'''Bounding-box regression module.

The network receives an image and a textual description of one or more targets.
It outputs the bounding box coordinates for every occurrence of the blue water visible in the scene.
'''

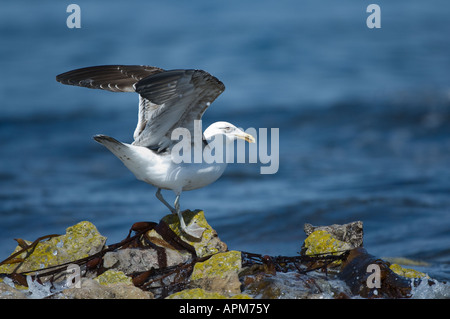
[1,1,450,282]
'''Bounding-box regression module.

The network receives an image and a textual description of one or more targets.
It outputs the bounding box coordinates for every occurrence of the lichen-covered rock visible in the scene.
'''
[304,222,363,249]
[166,288,251,299]
[147,210,227,258]
[389,264,428,279]
[338,248,413,298]
[0,221,106,274]
[94,270,132,286]
[301,229,353,262]
[190,250,242,295]
[301,221,364,260]
[191,250,242,280]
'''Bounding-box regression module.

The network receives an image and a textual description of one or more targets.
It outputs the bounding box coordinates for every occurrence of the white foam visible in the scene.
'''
[26,276,54,299]
[410,278,450,299]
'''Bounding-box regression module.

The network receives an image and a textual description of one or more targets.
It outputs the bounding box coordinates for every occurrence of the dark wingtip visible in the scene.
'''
[93,134,104,143]
[93,134,120,144]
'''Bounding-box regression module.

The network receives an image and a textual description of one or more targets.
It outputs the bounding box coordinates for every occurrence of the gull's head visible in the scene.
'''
[204,121,255,144]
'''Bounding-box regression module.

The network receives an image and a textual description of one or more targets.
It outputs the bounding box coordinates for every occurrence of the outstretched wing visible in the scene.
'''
[133,69,225,151]
[56,65,164,92]
[56,65,225,152]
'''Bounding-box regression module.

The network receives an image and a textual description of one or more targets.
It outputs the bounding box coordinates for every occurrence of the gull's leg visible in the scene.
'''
[155,188,176,215]
[174,193,205,239]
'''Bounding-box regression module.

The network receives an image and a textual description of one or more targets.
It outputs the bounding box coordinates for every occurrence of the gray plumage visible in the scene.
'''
[56,65,225,151]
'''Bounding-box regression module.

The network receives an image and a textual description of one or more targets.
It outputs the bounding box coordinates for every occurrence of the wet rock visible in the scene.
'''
[241,267,353,299]
[241,274,283,299]
[190,250,242,295]
[0,221,106,275]
[300,230,353,269]
[338,247,414,298]
[383,257,430,279]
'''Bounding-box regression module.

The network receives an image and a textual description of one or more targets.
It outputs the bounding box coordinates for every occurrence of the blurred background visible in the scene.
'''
[1,0,449,281]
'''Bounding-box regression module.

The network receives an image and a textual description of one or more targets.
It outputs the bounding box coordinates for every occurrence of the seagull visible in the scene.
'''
[56,65,255,238]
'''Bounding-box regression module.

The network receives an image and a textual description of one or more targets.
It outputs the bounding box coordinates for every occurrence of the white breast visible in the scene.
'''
[120,143,228,193]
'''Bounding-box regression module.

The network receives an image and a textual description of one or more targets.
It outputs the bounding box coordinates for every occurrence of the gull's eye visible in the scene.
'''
[223,126,232,132]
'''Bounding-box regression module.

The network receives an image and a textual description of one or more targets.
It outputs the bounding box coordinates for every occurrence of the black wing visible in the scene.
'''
[56,65,164,92]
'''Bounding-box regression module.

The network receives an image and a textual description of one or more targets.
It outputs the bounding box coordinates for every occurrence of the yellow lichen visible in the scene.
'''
[166,288,252,299]
[94,270,132,286]
[389,263,429,279]
[303,230,352,256]
[191,250,241,281]
[147,210,227,258]
[0,221,106,274]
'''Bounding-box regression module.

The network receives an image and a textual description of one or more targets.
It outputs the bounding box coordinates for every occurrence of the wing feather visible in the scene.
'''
[133,69,225,150]
[56,65,225,152]
[56,65,164,92]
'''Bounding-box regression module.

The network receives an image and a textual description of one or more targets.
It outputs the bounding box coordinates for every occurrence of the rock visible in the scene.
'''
[1,214,447,299]
[303,221,363,250]
[100,210,229,295]
[241,274,283,299]
[0,281,28,299]
[94,269,132,285]
[166,287,251,299]
[103,246,192,273]
[389,263,428,279]
[301,229,353,260]
[0,221,106,275]
[240,265,353,299]
[300,222,363,269]
[190,250,242,296]
[56,277,153,299]
[301,223,433,298]
[147,210,227,258]
[338,247,414,298]
[52,269,153,299]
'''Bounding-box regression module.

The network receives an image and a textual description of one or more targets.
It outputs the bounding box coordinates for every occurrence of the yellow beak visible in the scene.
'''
[235,132,256,143]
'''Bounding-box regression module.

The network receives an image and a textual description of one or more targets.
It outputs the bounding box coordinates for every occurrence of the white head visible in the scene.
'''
[204,121,255,144]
